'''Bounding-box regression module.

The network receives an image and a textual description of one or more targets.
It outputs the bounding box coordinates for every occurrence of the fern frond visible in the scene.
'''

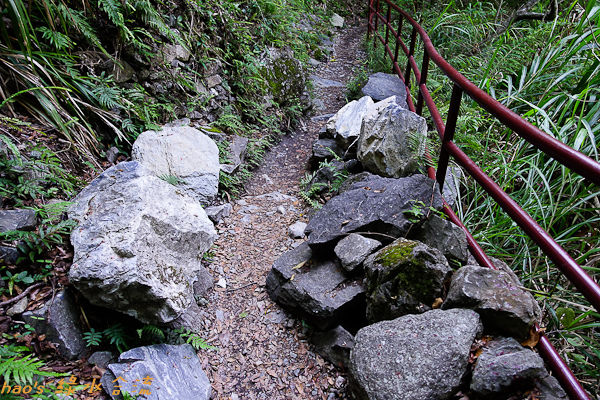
[0,354,65,386]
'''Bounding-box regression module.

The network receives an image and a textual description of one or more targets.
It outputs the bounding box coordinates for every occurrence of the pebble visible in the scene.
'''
[276,205,286,214]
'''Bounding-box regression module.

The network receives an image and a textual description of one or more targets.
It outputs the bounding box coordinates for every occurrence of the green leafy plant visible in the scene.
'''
[175,328,218,351]
[0,345,66,386]
[83,328,103,347]
[102,323,130,353]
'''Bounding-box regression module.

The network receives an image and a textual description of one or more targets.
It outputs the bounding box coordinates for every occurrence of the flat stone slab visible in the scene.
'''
[102,344,211,400]
[311,75,345,88]
[349,309,482,400]
[361,72,408,107]
[266,242,365,330]
[305,174,443,251]
[0,209,37,232]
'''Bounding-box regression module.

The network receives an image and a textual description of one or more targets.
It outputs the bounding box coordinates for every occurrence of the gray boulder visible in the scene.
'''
[69,162,217,324]
[470,337,546,396]
[131,126,220,205]
[88,351,117,369]
[331,13,344,27]
[442,166,462,208]
[101,344,211,400]
[411,214,468,267]
[334,233,381,272]
[349,309,482,400]
[535,374,568,400]
[22,290,85,360]
[326,96,374,151]
[363,238,452,322]
[357,95,427,178]
[305,174,443,251]
[310,325,354,368]
[220,134,248,174]
[266,242,365,330]
[0,245,20,264]
[0,209,37,232]
[361,72,409,106]
[442,265,542,339]
[159,44,191,64]
[312,138,343,166]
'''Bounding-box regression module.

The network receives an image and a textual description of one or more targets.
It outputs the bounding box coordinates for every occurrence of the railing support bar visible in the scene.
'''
[416,50,430,115]
[392,15,403,74]
[436,83,462,191]
[405,26,417,88]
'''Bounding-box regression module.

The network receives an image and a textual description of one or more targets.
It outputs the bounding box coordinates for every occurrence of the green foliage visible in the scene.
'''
[158,175,187,186]
[83,328,103,347]
[175,328,218,351]
[299,155,349,210]
[102,323,130,353]
[0,345,65,386]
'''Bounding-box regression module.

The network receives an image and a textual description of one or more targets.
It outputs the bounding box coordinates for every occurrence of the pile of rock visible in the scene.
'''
[268,74,565,399]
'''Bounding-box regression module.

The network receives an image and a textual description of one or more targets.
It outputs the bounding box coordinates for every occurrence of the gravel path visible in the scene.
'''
[201,19,367,400]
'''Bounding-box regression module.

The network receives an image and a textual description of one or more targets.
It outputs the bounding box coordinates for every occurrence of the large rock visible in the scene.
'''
[411,214,468,267]
[470,337,546,396]
[361,72,409,107]
[326,96,374,150]
[363,238,452,322]
[334,233,381,272]
[22,290,85,360]
[357,95,427,178]
[69,162,217,324]
[101,344,211,400]
[131,126,220,205]
[305,174,443,251]
[0,209,37,232]
[349,309,482,400]
[442,265,542,339]
[266,242,365,330]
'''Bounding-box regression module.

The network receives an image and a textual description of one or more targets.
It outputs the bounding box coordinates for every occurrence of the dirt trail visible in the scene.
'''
[201,19,367,400]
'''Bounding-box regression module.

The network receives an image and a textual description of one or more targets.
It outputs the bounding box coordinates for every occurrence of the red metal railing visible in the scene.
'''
[367,1,600,399]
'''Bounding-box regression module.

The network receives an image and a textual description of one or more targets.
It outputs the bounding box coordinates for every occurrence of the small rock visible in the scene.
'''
[310,326,354,368]
[410,214,468,267]
[0,245,20,265]
[288,221,307,239]
[105,147,119,164]
[0,209,37,233]
[361,72,409,106]
[277,205,286,215]
[205,203,233,224]
[206,74,223,89]
[331,13,344,27]
[88,351,117,369]
[6,296,28,316]
[334,233,381,272]
[217,277,227,288]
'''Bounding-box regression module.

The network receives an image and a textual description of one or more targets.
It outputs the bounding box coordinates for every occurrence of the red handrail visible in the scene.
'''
[367,1,600,399]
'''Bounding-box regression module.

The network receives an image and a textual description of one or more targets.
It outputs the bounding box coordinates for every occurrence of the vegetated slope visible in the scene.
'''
[361,0,600,394]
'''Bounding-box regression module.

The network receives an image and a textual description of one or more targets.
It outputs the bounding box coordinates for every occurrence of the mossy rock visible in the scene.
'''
[363,238,452,323]
[259,47,306,106]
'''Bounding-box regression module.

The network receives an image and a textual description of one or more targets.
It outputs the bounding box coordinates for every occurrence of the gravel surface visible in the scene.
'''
[201,19,367,400]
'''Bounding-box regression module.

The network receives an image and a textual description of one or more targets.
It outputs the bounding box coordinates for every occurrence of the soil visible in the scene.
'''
[200,19,367,399]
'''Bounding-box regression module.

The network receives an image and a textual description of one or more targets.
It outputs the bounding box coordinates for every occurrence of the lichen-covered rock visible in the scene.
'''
[102,344,211,400]
[266,242,365,330]
[261,47,306,106]
[442,265,542,339]
[357,95,427,178]
[470,337,546,396]
[305,174,443,251]
[361,72,408,106]
[69,162,217,324]
[363,238,452,322]
[326,96,374,151]
[131,126,220,205]
[334,233,381,272]
[349,309,482,400]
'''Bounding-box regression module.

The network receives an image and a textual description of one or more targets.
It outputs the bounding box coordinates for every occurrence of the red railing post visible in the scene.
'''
[405,26,417,88]
[384,3,392,47]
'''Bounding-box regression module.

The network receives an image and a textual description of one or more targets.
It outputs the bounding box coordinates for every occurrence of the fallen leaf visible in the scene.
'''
[521,325,544,349]
[292,261,307,270]
[341,220,350,226]
[431,297,443,309]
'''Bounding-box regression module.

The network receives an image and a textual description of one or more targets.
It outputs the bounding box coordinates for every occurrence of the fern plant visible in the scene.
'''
[0,345,65,386]
[175,328,218,351]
